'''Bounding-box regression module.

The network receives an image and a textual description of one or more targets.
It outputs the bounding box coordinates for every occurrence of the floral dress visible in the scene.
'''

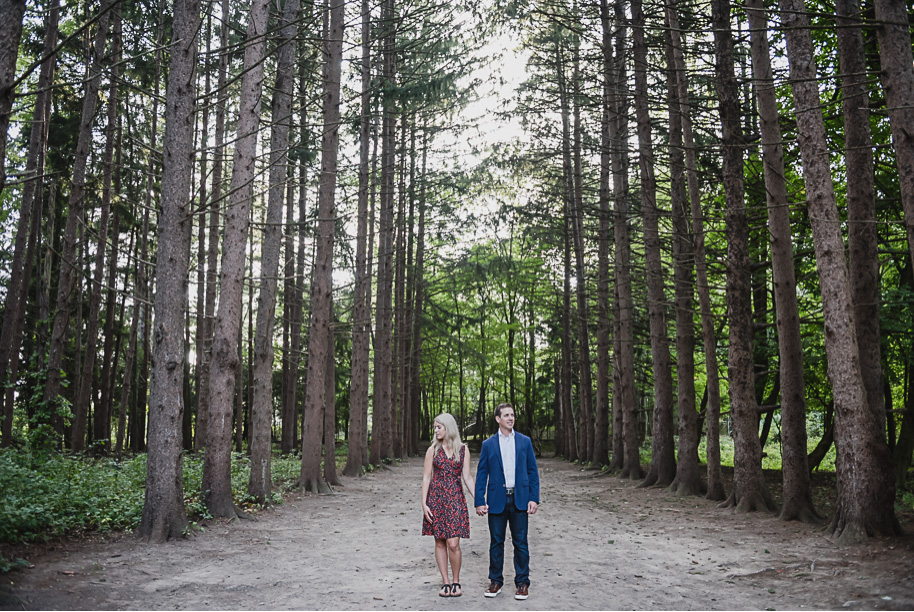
[422,445,470,539]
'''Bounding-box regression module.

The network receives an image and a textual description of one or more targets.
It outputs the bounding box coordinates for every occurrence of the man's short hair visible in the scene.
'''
[495,402,513,418]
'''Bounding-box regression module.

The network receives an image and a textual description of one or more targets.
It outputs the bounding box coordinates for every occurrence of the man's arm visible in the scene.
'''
[527,438,540,514]
[475,441,489,515]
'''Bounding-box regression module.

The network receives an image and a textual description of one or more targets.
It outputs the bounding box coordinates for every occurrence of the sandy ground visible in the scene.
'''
[2,457,914,611]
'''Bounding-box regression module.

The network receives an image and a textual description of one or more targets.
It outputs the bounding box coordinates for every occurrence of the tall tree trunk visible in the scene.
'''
[392,116,407,459]
[593,0,615,469]
[280,167,297,454]
[41,0,112,448]
[561,189,578,463]
[0,0,59,447]
[714,0,774,513]
[609,1,636,477]
[193,15,213,452]
[839,0,884,434]
[324,311,342,486]
[96,114,123,450]
[300,0,344,492]
[408,126,427,458]
[780,0,899,542]
[632,0,675,487]
[745,0,817,521]
[138,0,199,542]
[72,8,121,451]
[0,0,26,195]
[343,0,372,476]
[894,354,914,490]
[115,223,143,459]
[370,0,397,466]
[248,0,301,504]
[568,32,595,464]
[197,0,229,453]
[402,118,418,456]
[664,0,702,497]
[203,0,271,518]
[678,12,725,504]
[873,0,914,271]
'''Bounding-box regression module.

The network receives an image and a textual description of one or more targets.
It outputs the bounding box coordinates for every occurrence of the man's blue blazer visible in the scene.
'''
[474,431,540,514]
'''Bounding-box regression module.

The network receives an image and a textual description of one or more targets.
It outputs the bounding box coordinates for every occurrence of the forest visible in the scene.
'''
[1,0,914,572]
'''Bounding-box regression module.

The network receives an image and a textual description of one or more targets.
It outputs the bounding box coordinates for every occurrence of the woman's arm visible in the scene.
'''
[461,445,475,503]
[421,446,435,521]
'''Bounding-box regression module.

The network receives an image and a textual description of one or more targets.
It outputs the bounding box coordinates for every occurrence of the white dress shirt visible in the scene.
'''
[498,429,516,488]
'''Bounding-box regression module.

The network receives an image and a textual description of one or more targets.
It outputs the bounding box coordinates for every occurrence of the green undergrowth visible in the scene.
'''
[0,448,303,550]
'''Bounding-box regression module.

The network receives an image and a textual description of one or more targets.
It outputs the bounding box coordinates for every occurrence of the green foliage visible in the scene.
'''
[898,491,914,515]
[0,450,147,545]
[0,450,305,549]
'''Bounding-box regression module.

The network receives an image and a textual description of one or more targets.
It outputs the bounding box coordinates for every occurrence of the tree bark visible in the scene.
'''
[343,0,372,476]
[203,0,271,518]
[839,0,885,436]
[300,0,344,492]
[0,0,59,448]
[41,0,112,448]
[672,7,725,501]
[569,34,595,465]
[664,0,702,497]
[72,8,121,451]
[593,0,616,469]
[408,127,427,458]
[196,0,229,454]
[780,0,899,542]
[0,0,26,195]
[96,113,123,449]
[632,0,675,488]
[714,0,774,513]
[745,0,816,521]
[370,0,397,467]
[324,315,342,487]
[138,0,199,542]
[608,1,635,476]
[248,0,301,504]
[561,174,577,463]
[873,0,914,272]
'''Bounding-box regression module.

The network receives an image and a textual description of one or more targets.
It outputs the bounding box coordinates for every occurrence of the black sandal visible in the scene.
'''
[439,584,452,597]
[451,583,462,597]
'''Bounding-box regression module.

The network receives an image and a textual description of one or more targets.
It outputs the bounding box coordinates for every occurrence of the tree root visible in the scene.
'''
[232,505,252,520]
[638,470,674,489]
[829,509,904,545]
[619,464,645,480]
[341,465,365,478]
[705,481,727,502]
[779,495,822,524]
[717,490,777,513]
[668,475,706,497]
[138,510,187,543]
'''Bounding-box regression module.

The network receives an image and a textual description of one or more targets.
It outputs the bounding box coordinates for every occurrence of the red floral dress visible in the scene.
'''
[422,445,470,539]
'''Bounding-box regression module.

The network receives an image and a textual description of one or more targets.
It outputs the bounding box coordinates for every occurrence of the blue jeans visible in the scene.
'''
[487,493,529,586]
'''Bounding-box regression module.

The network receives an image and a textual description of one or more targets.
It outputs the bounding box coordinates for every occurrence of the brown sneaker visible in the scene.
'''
[515,583,529,600]
[484,582,502,598]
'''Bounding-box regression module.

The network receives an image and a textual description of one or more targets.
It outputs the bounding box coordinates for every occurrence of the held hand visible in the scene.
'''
[527,501,538,515]
[475,505,488,516]
[423,504,434,522]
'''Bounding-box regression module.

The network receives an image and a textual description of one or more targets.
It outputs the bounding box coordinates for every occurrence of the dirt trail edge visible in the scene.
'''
[3,457,913,610]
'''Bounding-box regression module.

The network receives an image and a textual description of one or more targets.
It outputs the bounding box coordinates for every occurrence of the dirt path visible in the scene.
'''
[3,457,913,610]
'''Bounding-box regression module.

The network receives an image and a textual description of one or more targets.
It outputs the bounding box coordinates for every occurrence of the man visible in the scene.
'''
[474,403,540,600]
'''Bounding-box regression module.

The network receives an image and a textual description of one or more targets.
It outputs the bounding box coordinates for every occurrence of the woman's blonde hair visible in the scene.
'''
[431,412,463,457]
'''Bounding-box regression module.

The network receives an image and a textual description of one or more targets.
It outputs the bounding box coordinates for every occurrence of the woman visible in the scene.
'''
[421,412,474,597]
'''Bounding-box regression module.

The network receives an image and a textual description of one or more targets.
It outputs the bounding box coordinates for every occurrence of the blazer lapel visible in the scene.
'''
[492,435,505,477]
[514,433,523,479]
